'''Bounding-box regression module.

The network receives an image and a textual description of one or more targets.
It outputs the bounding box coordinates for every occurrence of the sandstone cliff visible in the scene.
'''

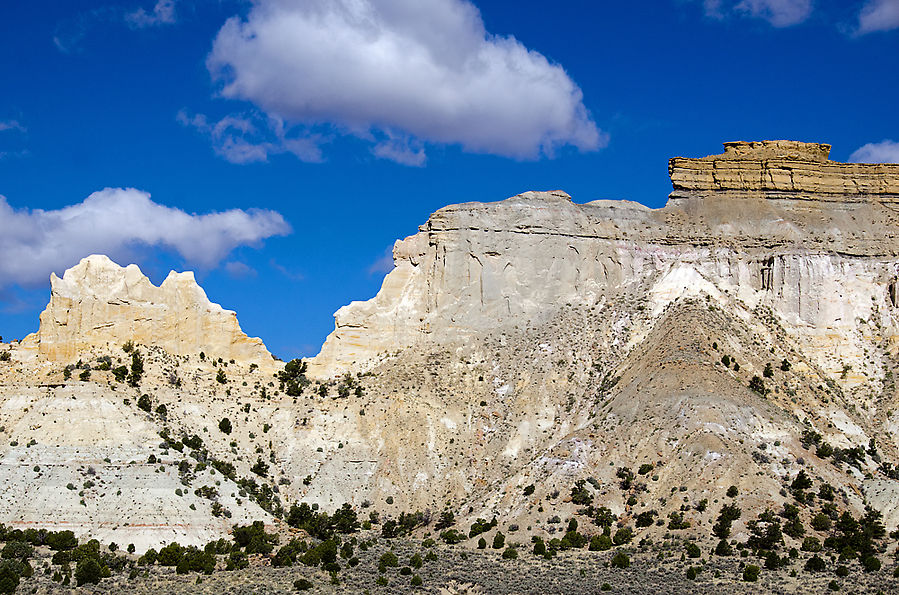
[23,255,273,365]
[309,142,899,386]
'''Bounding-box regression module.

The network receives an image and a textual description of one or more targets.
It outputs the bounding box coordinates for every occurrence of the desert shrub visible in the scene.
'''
[176,547,215,575]
[379,551,399,568]
[0,542,32,559]
[748,376,766,394]
[74,557,105,586]
[726,486,739,498]
[0,563,17,594]
[571,480,594,506]
[294,578,313,590]
[802,537,822,552]
[411,574,423,586]
[156,543,184,566]
[743,564,760,582]
[137,394,152,412]
[713,503,741,540]
[439,530,463,544]
[714,539,733,556]
[685,542,701,558]
[502,547,518,560]
[862,556,881,572]
[612,527,633,545]
[805,555,826,572]
[225,550,248,571]
[610,551,629,569]
[218,417,232,434]
[232,521,278,554]
[686,566,700,580]
[636,510,657,528]
[586,533,607,553]
[811,513,831,532]
[278,359,309,396]
[468,517,497,538]
[477,537,486,549]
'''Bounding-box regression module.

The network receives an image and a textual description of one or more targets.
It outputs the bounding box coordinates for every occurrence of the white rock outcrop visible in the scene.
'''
[23,255,273,364]
[309,143,899,382]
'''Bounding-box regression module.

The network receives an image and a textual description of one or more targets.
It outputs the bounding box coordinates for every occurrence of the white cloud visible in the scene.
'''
[224,261,257,279]
[0,188,290,288]
[698,0,812,26]
[735,0,812,26]
[177,110,324,164]
[849,140,899,163]
[205,0,604,164]
[367,247,395,275]
[857,0,899,33]
[126,0,177,28]
[0,121,25,133]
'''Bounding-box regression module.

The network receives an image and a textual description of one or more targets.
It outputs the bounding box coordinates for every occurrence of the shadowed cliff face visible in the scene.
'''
[309,143,899,381]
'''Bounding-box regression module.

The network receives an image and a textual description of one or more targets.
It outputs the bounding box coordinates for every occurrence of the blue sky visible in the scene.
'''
[0,0,897,358]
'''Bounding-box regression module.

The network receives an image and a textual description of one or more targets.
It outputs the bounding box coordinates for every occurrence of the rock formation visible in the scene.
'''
[23,255,273,365]
[309,141,899,382]
[669,140,899,198]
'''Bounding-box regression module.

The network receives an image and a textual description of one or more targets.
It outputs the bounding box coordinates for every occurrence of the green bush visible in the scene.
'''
[801,537,822,552]
[0,542,32,559]
[861,556,881,572]
[590,535,613,551]
[805,555,826,572]
[502,547,518,560]
[293,578,313,590]
[46,531,78,551]
[0,564,18,595]
[218,418,232,434]
[742,564,760,582]
[492,532,505,549]
[610,551,629,569]
[685,542,701,558]
[137,394,152,412]
[74,557,104,586]
[157,543,184,566]
[686,566,700,580]
[411,574,423,586]
[379,551,399,568]
[612,527,633,545]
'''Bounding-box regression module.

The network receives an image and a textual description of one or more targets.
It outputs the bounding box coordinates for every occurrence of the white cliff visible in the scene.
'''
[23,255,273,365]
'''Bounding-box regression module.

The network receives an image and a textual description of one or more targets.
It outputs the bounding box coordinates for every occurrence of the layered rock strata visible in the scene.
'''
[309,142,899,383]
[23,255,273,364]
[669,140,899,199]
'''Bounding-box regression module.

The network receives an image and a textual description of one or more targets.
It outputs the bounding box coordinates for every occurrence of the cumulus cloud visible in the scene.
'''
[126,0,177,28]
[857,0,899,33]
[698,0,812,26]
[205,0,604,164]
[0,188,290,288]
[849,140,899,164]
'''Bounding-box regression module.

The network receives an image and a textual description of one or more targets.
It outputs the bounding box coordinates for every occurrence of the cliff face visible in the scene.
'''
[24,255,273,365]
[309,142,899,383]
[669,140,899,198]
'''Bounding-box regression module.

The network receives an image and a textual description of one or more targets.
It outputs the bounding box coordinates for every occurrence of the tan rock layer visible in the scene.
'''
[669,140,899,198]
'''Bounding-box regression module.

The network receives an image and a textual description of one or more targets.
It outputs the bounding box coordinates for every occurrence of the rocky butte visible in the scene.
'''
[309,140,899,385]
[21,254,274,367]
